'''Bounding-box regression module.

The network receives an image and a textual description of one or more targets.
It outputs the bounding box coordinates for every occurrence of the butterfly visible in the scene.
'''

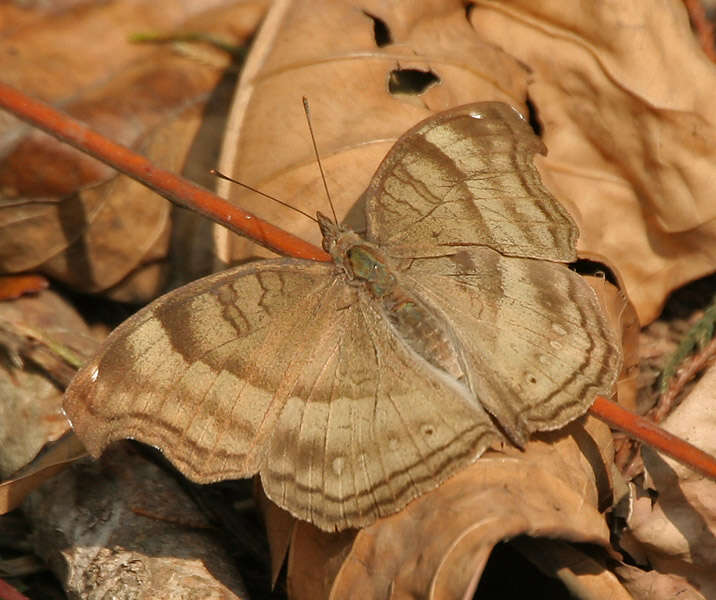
[64,102,621,531]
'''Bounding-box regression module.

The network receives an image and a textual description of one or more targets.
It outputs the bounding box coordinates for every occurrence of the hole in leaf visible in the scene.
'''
[363,12,392,47]
[571,259,619,287]
[388,68,440,96]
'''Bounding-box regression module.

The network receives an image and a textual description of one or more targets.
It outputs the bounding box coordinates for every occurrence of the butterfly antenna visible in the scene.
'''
[302,96,339,225]
[210,169,318,224]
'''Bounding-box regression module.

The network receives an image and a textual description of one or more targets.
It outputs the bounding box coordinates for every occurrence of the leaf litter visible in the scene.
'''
[1,0,716,598]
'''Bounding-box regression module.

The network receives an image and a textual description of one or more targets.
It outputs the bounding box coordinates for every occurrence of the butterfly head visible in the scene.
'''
[317,211,361,255]
[317,211,342,250]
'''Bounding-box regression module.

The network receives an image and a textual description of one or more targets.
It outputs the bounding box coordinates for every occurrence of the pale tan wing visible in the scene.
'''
[64,259,500,531]
[363,102,578,262]
[64,259,343,482]
[400,249,621,447]
[260,284,502,532]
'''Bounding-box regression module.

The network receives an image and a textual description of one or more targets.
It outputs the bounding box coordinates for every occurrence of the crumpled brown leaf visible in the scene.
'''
[614,561,706,600]
[0,432,88,516]
[0,0,266,301]
[626,364,716,598]
[0,289,95,478]
[469,0,716,325]
[215,0,530,262]
[588,274,640,413]
[0,288,96,515]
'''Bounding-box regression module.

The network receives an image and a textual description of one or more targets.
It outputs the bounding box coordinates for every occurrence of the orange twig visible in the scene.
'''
[590,395,716,479]
[0,81,329,263]
[2,81,715,481]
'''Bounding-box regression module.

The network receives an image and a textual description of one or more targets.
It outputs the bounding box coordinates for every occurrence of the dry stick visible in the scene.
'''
[0,81,329,263]
[593,396,716,479]
[1,81,715,480]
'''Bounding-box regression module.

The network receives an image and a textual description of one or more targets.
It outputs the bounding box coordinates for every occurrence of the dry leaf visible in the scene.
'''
[0,365,68,481]
[0,274,48,301]
[614,562,706,600]
[256,481,299,588]
[283,416,616,599]
[626,364,716,598]
[0,0,242,128]
[0,433,87,515]
[586,274,640,413]
[0,288,97,514]
[0,0,266,300]
[0,289,95,478]
[470,0,716,324]
[215,0,530,262]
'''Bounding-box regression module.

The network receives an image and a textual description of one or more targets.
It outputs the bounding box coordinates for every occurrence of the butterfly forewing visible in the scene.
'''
[364,102,578,262]
[64,259,337,481]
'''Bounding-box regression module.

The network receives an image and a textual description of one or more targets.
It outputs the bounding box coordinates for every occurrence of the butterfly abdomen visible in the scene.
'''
[381,290,464,382]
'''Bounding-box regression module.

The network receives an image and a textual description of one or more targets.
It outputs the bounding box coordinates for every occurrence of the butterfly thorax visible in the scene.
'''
[318,212,464,382]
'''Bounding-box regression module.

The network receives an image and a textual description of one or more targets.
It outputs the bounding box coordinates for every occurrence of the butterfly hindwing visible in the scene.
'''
[261,278,501,530]
[400,249,620,446]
